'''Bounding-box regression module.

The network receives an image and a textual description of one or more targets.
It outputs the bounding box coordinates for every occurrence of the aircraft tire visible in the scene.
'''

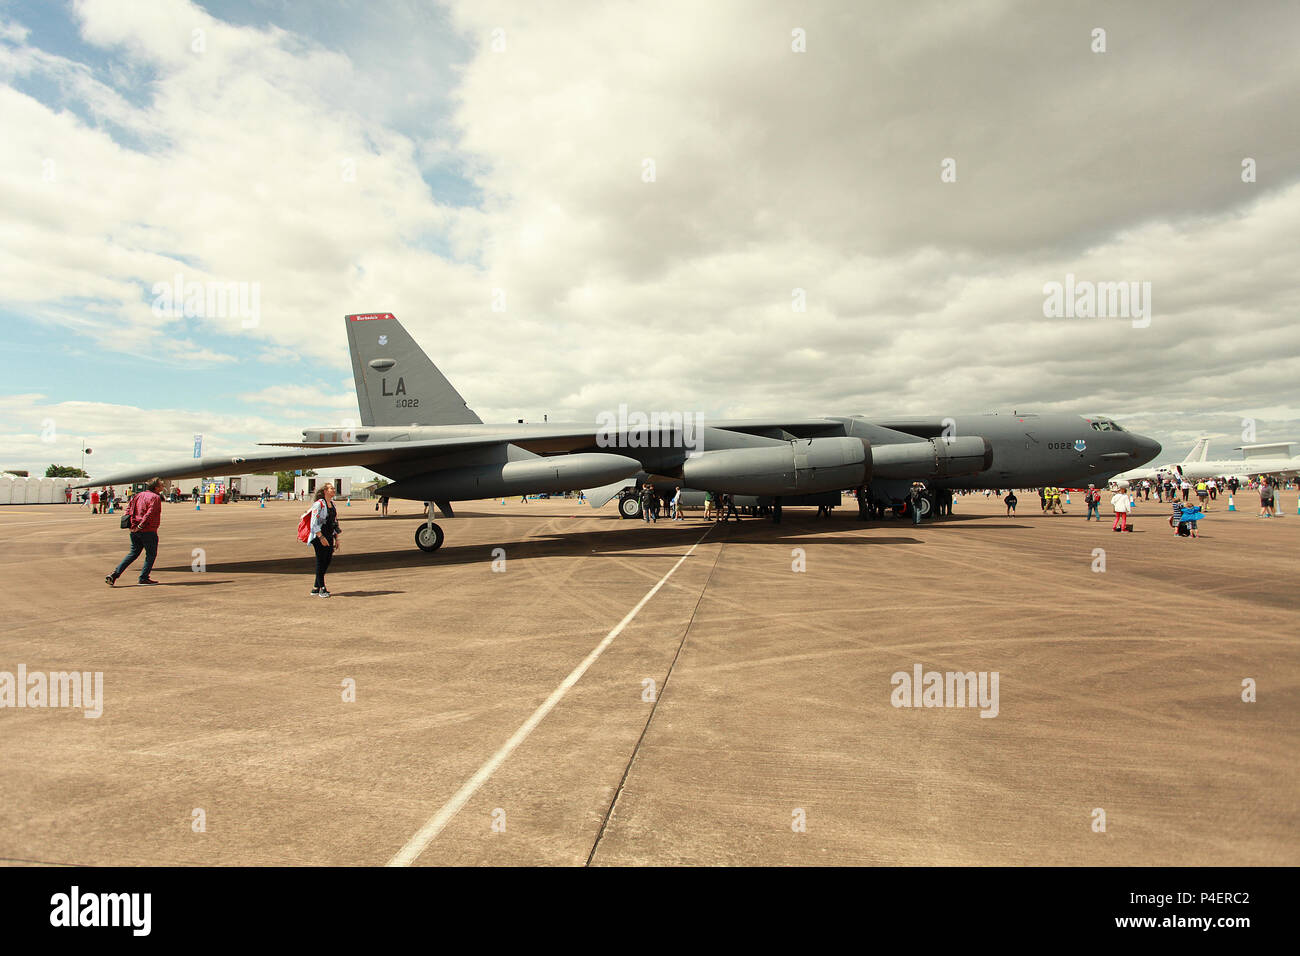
[415,522,445,552]
[618,495,641,519]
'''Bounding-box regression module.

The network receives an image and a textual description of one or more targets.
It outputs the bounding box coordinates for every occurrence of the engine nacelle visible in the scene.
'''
[681,437,870,495]
[870,436,993,479]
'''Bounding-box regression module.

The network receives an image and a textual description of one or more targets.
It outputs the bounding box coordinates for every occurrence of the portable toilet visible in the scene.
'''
[37,477,55,503]
[0,476,11,505]
[25,478,42,504]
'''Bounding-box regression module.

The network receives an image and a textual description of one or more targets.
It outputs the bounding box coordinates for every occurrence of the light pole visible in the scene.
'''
[81,439,93,474]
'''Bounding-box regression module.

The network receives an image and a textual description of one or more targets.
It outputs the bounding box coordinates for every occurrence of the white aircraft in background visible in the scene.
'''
[1176,441,1300,482]
[1113,436,1210,486]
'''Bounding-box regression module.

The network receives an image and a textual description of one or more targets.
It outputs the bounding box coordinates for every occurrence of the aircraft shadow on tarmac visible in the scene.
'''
[336,510,500,522]
[123,578,230,586]
[155,515,1030,576]
[321,589,406,597]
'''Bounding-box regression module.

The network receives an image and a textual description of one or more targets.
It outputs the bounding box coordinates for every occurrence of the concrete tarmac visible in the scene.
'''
[1,492,1296,866]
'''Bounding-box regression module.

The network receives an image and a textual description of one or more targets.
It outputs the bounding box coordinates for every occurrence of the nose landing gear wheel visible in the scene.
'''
[415,522,445,552]
[618,495,642,519]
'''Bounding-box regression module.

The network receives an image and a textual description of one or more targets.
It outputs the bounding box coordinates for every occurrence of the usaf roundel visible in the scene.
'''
[1074,439,1087,452]
[378,335,388,346]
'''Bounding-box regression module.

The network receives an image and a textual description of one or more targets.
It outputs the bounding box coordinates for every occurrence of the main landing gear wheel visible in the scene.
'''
[618,495,642,519]
[415,522,445,552]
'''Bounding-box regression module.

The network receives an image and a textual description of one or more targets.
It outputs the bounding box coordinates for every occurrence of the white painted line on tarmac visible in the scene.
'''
[387,525,714,866]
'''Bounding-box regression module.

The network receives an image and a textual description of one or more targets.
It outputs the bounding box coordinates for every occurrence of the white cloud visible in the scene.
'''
[157,337,239,364]
[238,383,356,414]
[0,392,288,474]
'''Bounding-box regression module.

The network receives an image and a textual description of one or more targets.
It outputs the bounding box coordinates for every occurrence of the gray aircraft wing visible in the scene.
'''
[706,416,988,441]
[702,418,847,439]
[71,436,515,488]
[871,418,957,438]
[71,421,754,489]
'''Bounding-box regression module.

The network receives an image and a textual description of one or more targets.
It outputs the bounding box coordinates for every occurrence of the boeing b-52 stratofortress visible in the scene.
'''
[82,313,1161,552]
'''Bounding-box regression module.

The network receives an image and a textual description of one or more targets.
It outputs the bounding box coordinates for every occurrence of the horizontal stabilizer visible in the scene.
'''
[1236,441,1295,460]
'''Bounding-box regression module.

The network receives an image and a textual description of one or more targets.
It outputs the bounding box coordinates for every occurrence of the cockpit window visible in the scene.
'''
[1089,418,1124,432]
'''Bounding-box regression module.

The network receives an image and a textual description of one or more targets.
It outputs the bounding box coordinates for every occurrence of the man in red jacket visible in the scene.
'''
[106,478,164,586]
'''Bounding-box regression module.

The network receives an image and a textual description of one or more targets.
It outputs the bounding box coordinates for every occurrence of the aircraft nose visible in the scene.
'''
[1134,435,1161,464]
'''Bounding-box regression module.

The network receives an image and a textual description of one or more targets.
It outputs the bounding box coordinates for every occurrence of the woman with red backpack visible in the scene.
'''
[304,483,341,597]
[1084,484,1101,520]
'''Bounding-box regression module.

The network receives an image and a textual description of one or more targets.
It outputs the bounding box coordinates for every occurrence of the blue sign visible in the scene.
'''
[295,469,302,476]
[193,434,202,458]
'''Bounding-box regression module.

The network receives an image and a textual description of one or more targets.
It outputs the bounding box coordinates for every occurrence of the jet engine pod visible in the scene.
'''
[871,436,993,479]
[386,452,641,501]
[681,437,870,495]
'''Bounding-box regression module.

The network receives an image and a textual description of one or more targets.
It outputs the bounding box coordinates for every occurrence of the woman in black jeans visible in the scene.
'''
[309,483,341,597]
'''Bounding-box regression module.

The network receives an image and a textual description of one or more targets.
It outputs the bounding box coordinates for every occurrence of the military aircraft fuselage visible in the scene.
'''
[301,411,1159,494]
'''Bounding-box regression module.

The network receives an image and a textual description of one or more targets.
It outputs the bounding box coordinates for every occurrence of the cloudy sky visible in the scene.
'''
[1,0,1298,478]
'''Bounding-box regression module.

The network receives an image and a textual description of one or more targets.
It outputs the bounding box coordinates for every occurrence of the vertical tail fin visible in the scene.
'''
[345,313,482,427]
[1182,436,1211,463]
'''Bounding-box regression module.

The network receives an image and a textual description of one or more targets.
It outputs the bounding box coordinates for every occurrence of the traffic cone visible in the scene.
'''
[195,502,201,510]
[1227,495,1235,511]
[346,499,351,507]
[1064,492,1071,504]
[259,499,265,508]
